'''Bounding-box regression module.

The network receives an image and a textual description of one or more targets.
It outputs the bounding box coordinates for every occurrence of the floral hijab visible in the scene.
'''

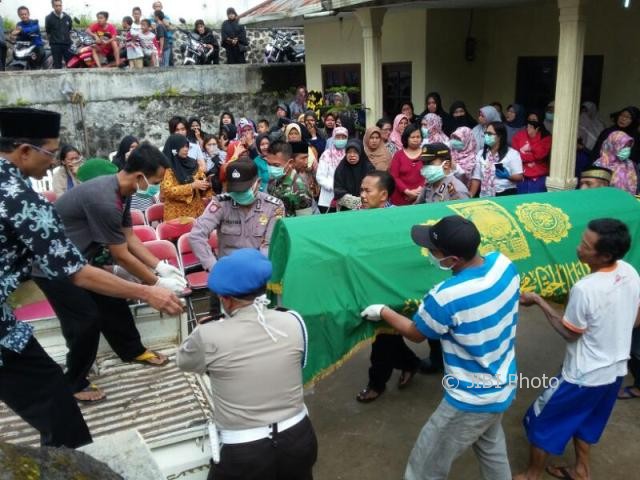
[422,113,449,145]
[389,113,408,150]
[320,126,349,168]
[450,126,477,178]
[595,130,636,194]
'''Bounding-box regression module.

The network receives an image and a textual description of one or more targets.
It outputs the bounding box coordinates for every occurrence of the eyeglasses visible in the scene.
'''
[18,143,59,158]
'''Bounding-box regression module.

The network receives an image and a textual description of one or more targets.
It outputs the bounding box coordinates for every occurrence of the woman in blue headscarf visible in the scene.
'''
[504,104,526,146]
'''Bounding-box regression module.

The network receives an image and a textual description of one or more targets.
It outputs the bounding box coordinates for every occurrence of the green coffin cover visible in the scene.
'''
[268,189,640,385]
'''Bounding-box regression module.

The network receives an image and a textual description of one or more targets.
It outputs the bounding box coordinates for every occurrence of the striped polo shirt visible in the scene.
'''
[413,252,520,413]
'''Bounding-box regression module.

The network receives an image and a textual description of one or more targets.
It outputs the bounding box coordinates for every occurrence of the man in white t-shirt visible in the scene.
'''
[514,218,640,480]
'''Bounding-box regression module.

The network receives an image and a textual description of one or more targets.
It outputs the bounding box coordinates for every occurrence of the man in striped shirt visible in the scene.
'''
[362,215,519,480]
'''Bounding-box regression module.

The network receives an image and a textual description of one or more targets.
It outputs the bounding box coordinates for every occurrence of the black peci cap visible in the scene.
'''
[411,215,481,259]
[0,108,61,139]
[226,158,258,192]
[289,141,309,155]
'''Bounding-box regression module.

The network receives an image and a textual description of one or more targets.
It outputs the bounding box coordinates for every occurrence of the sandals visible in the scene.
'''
[74,383,107,404]
[356,387,384,403]
[132,350,169,367]
[617,385,640,400]
[398,369,418,390]
[545,465,576,480]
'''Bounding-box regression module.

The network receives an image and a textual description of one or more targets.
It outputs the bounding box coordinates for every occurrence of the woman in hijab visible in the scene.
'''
[590,106,640,164]
[253,133,271,192]
[160,134,212,221]
[286,122,319,173]
[168,116,205,167]
[218,111,235,136]
[449,126,477,186]
[449,100,477,130]
[504,104,526,145]
[420,92,455,135]
[363,126,391,171]
[112,135,138,171]
[595,130,637,194]
[400,101,418,124]
[316,126,349,213]
[471,106,502,152]
[333,139,374,211]
[420,113,449,146]
[389,113,409,153]
[578,102,605,152]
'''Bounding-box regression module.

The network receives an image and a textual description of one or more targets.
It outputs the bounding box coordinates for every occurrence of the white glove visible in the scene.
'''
[156,276,187,294]
[360,304,386,322]
[155,262,184,280]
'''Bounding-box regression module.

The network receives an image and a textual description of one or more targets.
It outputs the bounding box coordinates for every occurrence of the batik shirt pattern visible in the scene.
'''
[0,157,86,365]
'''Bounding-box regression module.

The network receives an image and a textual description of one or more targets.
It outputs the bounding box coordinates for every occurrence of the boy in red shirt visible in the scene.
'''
[86,11,120,68]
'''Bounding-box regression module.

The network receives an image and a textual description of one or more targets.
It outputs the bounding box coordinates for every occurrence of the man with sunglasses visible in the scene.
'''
[0,107,183,448]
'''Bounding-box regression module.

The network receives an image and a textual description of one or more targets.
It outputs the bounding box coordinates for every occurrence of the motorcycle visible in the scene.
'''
[7,34,53,70]
[178,18,218,66]
[264,30,304,64]
[66,27,97,68]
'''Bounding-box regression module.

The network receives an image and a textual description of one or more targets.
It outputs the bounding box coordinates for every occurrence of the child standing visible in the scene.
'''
[139,19,158,67]
[122,16,143,69]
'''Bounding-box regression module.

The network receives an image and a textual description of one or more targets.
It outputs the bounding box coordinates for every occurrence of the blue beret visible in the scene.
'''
[208,249,273,296]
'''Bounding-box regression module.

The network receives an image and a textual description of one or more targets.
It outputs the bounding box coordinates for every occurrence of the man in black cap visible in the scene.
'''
[177,248,317,480]
[362,216,519,479]
[416,143,469,204]
[578,165,612,190]
[190,157,284,319]
[221,7,248,64]
[0,107,182,448]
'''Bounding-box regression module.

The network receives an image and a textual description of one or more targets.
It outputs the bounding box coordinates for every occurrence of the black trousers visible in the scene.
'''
[0,44,6,70]
[0,337,92,448]
[34,276,146,393]
[368,334,420,392]
[209,416,317,480]
[50,43,73,69]
[225,47,246,64]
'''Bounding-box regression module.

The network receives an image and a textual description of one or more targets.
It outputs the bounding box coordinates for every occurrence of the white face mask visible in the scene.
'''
[427,250,456,271]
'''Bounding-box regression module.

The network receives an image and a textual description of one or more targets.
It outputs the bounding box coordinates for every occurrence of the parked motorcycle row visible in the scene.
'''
[5,20,305,71]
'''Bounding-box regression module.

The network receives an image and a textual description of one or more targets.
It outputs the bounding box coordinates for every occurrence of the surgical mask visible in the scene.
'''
[268,165,285,180]
[334,139,348,149]
[421,127,429,138]
[427,250,455,271]
[136,174,159,197]
[229,188,256,205]
[421,164,446,184]
[545,112,554,122]
[618,147,632,161]
[450,139,465,151]
[484,134,497,147]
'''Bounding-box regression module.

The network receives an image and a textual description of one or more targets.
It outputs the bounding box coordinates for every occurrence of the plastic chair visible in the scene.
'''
[144,239,183,271]
[145,203,164,227]
[156,219,194,243]
[130,208,147,226]
[41,191,57,203]
[132,225,157,242]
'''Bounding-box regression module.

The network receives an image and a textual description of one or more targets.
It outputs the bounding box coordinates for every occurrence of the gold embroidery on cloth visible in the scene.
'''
[515,203,572,244]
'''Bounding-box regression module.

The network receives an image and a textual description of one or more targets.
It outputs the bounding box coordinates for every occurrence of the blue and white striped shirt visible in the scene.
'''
[413,252,520,413]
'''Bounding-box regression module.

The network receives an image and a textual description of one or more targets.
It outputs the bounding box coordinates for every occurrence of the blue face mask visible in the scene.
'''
[421,127,429,138]
[450,139,465,151]
[268,165,285,180]
[421,164,446,184]
[484,133,497,147]
[137,174,160,198]
[334,139,348,149]
[545,112,554,122]
[229,188,256,206]
[618,147,632,161]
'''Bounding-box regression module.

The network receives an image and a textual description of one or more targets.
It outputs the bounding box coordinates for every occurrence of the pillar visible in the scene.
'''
[354,8,386,127]
[546,0,586,191]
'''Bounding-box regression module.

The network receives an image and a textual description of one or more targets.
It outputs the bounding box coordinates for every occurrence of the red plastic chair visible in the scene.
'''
[130,208,147,226]
[132,225,157,242]
[145,203,164,227]
[156,219,194,242]
[144,239,183,270]
[41,191,57,203]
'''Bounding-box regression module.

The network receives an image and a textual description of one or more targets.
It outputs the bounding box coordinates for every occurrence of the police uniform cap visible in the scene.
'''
[0,107,61,139]
[226,158,258,192]
[76,158,118,182]
[208,249,273,297]
[421,143,451,163]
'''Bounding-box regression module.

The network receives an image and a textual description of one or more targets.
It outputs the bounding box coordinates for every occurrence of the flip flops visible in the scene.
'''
[545,466,576,480]
[398,369,418,390]
[617,385,640,400]
[132,350,170,367]
[356,387,384,403]
[74,383,107,404]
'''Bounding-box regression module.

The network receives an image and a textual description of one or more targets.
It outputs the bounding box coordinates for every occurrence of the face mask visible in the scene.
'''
[229,188,256,206]
[545,112,554,122]
[136,174,159,198]
[421,127,429,138]
[484,134,497,147]
[334,139,348,149]
[428,250,455,271]
[450,139,465,151]
[421,164,446,184]
[618,147,632,161]
[268,165,285,180]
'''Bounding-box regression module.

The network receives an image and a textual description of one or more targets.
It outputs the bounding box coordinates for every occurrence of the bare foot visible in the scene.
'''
[512,473,537,480]
[618,385,640,399]
[546,465,589,480]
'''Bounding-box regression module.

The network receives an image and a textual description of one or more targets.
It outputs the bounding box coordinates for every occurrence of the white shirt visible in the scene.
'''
[562,260,640,386]
[472,147,523,195]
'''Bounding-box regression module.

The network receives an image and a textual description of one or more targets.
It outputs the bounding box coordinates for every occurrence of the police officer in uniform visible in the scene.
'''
[0,107,182,448]
[416,143,470,204]
[190,157,284,317]
[177,249,318,480]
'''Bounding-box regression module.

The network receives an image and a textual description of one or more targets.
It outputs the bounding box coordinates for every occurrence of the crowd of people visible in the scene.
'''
[1,79,640,479]
[0,1,249,70]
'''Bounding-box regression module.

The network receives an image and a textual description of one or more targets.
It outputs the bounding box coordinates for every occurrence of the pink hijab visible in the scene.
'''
[320,126,349,168]
[422,113,449,144]
[389,113,409,150]
[595,130,637,194]
[450,126,477,178]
